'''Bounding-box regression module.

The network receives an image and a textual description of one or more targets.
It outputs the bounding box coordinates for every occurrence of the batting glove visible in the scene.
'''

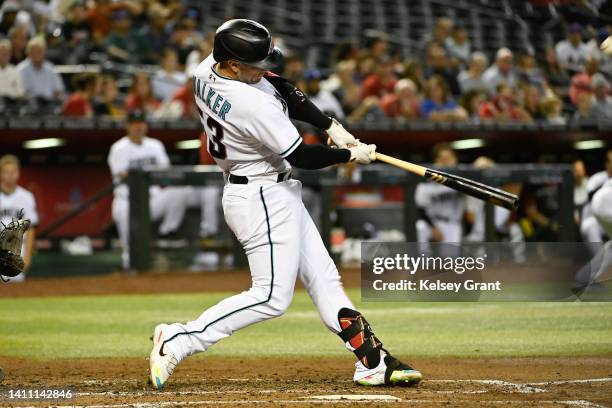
[326,119,358,148]
[349,143,377,164]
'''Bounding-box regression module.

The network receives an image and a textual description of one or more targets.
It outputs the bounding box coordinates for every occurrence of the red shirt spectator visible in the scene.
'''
[61,72,97,118]
[124,71,160,115]
[380,79,421,118]
[62,93,92,117]
[171,79,198,119]
[361,58,397,99]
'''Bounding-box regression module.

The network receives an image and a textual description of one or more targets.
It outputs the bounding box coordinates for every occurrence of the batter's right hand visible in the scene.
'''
[348,143,377,164]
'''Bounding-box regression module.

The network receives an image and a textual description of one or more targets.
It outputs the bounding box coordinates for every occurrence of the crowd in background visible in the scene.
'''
[0,0,611,123]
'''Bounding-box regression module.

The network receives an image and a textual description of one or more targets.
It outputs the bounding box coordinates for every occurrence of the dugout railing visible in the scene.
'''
[128,164,574,271]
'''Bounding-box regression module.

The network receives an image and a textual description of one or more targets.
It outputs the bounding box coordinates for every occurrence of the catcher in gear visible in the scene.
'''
[0,210,31,281]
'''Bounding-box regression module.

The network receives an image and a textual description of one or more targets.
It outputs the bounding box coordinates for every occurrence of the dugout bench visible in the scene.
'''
[128,164,574,271]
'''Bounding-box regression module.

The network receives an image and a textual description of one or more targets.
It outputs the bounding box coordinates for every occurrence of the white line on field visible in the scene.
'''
[529,377,612,386]
[428,379,545,393]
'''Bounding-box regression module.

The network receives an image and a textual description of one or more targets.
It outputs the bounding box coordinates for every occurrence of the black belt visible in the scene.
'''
[228,172,292,184]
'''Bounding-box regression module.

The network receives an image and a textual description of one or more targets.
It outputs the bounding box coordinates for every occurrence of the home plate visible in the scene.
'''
[309,395,401,401]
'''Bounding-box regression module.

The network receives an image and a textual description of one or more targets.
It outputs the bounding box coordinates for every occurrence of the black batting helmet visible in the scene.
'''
[213,19,283,70]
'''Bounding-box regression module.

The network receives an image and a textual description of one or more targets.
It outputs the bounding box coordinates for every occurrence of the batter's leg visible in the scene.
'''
[296,202,422,386]
[155,183,302,363]
[297,202,354,332]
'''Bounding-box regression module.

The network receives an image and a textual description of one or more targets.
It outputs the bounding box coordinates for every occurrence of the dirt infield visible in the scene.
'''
[0,268,362,298]
[1,356,611,407]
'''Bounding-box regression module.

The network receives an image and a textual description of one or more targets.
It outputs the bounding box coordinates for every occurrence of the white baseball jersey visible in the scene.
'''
[107,136,170,199]
[0,186,39,227]
[0,186,39,266]
[192,54,302,176]
[415,182,465,223]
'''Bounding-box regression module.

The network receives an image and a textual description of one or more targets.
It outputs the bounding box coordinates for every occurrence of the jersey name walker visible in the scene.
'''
[192,54,302,176]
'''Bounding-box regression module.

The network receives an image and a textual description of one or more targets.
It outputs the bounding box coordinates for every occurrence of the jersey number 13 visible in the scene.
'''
[205,117,227,159]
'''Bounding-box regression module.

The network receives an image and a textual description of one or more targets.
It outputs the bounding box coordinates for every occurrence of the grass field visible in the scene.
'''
[2,288,612,360]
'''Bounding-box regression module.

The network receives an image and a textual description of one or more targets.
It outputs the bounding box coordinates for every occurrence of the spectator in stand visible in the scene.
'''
[321,60,365,117]
[460,89,488,122]
[355,53,377,82]
[424,17,453,55]
[0,39,24,101]
[93,73,124,119]
[103,8,147,63]
[540,95,566,124]
[171,75,198,119]
[168,20,202,66]
[381,78,421,119]
[303,69,344,119]
[8,25,28,65]
[542,46,570,91]
[282,55,306,89]
[139,4,171,64]
[185,34,213,76]
[523,84,545,120]
[87,0,114,42]
[482,48,517,94]
[589,73,612,119]
[586,29,612,76]
[152,48,187,101]
[365,31,390,60]
[61,72,97,118]
[401,59,426,92]
[457,51,488,94]
[18,37,65,102]
[124,71,160,116]
[574,92,594,120]
[420,76,467,121]
[569,55,600,106]
[424,44,460,96]
[478,83,532,123]
[361,56,398,99]
[555,23,590,75]
[516,53,547,89]
[44,21,68,66]
[62,0,93,64]
[444,22,471,66]
[0,0,19,36]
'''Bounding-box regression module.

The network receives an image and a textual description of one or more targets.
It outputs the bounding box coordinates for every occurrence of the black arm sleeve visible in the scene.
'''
[265,74,333,130]
[286,142,351,170]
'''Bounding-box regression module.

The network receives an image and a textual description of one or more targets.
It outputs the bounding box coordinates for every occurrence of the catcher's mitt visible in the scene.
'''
[0,210,31,279]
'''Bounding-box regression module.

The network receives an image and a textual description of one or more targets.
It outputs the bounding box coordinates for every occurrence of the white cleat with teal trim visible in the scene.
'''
[149,324,179,390]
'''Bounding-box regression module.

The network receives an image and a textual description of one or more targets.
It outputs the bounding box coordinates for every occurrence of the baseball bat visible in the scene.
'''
[375,153,520,211]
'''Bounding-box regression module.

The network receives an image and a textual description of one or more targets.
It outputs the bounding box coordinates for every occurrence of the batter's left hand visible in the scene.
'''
[326,119,357,148]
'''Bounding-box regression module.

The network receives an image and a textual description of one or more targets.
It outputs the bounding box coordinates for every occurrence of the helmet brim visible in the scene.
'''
[244,47,284,70]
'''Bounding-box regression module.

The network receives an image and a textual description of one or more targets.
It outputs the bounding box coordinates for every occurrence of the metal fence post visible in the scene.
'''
[128,170,151,270]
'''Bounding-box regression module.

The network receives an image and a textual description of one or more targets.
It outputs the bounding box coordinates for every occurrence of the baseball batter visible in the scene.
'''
[150,19,422,389]
[0,155,38,283]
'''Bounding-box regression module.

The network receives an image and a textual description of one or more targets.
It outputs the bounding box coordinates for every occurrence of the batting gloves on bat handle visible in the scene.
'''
[326,118,357,148]
[349,142,377,164]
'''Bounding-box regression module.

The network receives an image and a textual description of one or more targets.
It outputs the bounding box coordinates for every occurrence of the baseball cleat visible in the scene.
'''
[354,353,422,387]
[149,324,178,390]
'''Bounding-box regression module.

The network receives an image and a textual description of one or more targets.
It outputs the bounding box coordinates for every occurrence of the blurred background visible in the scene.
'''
[1,0,611,278]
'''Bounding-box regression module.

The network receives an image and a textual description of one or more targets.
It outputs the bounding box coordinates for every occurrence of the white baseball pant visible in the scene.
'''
[161,179,354,361]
